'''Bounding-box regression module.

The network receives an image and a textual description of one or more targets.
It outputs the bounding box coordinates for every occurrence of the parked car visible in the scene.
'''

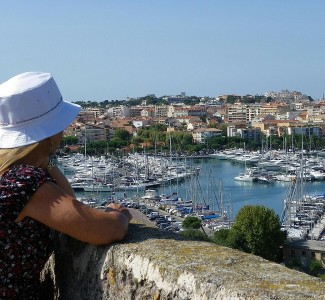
[144,208,154,215]
[172,221,183,230]
[155,218,168,225]
[148,211,159,220]
[163,226,177,231]
[159,222,171,229]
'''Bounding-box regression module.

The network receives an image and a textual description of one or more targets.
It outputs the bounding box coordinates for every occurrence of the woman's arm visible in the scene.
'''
[46,165,75,197]
[17,181,132,245]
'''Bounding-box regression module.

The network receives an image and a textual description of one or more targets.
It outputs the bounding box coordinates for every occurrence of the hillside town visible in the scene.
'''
[64,89,325,149]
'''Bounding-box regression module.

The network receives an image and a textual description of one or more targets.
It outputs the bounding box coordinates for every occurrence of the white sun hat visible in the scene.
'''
[0,72,81,148]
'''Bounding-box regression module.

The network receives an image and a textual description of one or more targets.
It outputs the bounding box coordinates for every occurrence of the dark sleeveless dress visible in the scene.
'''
[0,165,54,299]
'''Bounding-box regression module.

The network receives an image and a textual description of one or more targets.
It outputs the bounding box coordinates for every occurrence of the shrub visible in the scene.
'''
[180,229,211,242]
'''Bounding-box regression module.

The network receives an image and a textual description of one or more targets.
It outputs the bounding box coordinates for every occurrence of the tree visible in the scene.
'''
[113,128,131,141]
[212,228,230,246]
[181,217,210,241]
[309,260,323,276]
[171,132,193,152]
[61,136,78,146]
[218,124,228,136]
[86,140,109,155]
[226,95,236,104]
[229,205,287,262]
[108,137,127,149]
[182,216,202,229]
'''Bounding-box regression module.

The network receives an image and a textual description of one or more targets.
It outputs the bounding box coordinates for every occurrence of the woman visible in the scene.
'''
[0,72,132,299]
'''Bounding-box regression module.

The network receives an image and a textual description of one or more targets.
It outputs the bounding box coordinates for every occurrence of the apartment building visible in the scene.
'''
[77,110,98,124]
[227,126,262,142]
[75,123,108,145]
[246,104,260,122]
[253,119,300,137]
[287,126,323,138]
[107,105,130,118]
[187,106,207,117]
[155,105,169,118]
[141,107,155,118]
[129,106,145,117]
[172,106,190,117]
[162,94,188,103]
[192,128,222,144]
[226,104,248,123]
[259,103,281,116]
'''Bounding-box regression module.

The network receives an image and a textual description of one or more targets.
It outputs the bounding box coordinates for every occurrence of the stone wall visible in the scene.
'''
[41,222,325,300]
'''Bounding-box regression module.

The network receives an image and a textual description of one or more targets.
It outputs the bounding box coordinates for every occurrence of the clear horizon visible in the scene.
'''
[1,1,324,102]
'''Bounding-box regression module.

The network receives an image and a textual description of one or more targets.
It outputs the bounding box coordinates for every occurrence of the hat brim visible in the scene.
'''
[0,100,81,148]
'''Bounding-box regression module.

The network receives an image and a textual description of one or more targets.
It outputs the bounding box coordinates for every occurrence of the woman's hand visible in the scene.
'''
[106,203,132,222]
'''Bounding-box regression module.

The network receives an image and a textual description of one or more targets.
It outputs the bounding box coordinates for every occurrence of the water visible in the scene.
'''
[76,157,325,220]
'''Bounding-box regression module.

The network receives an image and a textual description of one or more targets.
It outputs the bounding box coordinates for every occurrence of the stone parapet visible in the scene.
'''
[41,223,325,299]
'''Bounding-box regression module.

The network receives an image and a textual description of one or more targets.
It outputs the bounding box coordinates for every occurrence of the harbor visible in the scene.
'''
[58,150,325,240]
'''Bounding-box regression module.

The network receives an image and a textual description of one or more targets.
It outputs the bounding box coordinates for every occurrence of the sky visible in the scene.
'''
[1,1,325,102]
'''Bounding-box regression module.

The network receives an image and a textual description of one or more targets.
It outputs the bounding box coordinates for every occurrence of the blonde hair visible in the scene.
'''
[0,143,40,174]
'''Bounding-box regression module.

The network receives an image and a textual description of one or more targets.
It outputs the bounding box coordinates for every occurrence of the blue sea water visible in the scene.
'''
[77,157,325,220]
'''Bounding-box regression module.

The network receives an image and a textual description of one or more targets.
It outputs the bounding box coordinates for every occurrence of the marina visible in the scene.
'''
[58,150,325,240]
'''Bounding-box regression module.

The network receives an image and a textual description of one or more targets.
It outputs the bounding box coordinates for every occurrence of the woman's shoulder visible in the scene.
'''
[2,165,53,190]
[5,164,47,176]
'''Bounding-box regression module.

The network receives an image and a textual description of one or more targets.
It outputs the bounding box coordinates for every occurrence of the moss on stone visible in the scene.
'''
[108,267,115,287]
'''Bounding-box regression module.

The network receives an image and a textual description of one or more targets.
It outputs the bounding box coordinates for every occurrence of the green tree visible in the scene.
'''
[171,132,193,152]
[61,136,78,146]
[113,128,131,141]
[180,216,210,241]
[131,136,144,145]
[230,205,287,261]
[86,140,108,155]
[309,260,323,276]
[226,95,236,104]
[108,137,127,149]
[150,124,167,132]
[182,216,202,229]
[218,124,228,136]
[212,228,230,246]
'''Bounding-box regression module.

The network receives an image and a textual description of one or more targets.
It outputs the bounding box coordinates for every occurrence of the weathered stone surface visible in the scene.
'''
[41,223,325,300]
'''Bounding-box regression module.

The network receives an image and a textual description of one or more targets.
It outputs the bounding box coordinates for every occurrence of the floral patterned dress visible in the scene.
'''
[0,165,54,299]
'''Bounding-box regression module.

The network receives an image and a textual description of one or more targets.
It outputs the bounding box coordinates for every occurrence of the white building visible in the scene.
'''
[107,105,130,117]
[192,128,223,144]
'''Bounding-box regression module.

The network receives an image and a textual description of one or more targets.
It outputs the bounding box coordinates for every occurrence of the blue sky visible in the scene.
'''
[1,1,324,101]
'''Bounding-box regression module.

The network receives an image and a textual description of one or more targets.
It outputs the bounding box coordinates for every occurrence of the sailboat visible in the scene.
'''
[234,143,257,182]
[280,135,321,239]
[275,138,296,182]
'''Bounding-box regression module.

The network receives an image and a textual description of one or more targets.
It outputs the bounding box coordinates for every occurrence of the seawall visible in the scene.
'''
[40,222,325,300]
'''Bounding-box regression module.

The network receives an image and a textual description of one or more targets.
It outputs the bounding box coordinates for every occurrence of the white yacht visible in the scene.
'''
[83,183,113,192]
[275,174,296,182]
[234,172,256,182]
[309,170,325,181]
